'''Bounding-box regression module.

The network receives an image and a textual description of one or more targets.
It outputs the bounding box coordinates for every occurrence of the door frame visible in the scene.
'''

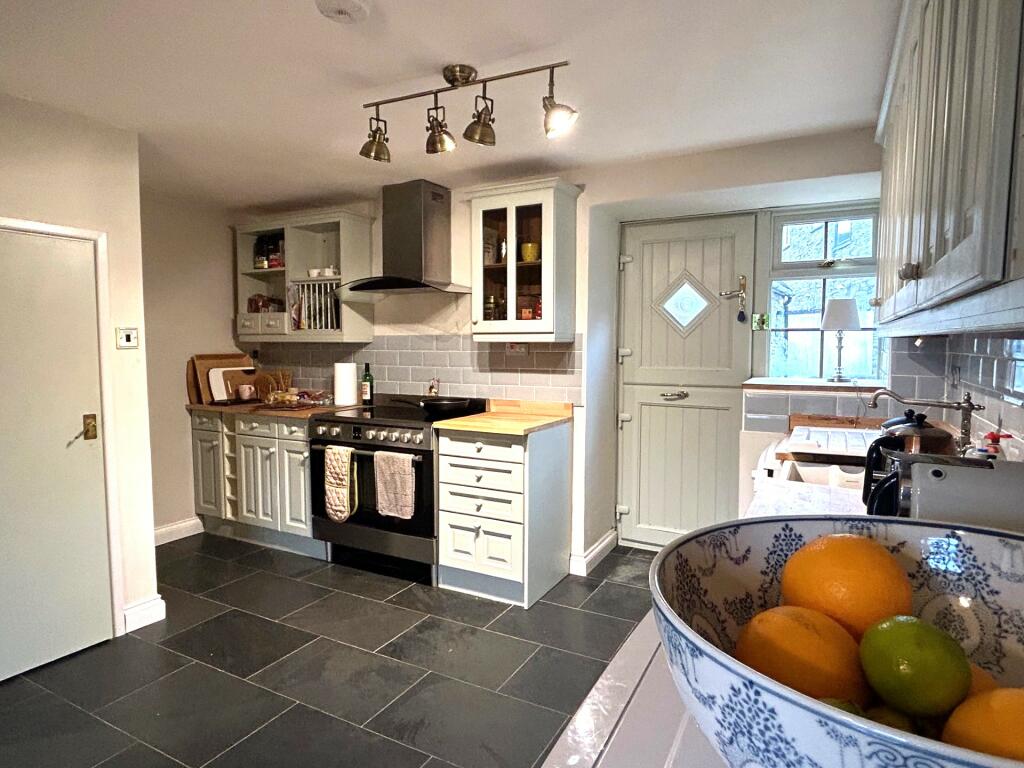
[0,215,125,635]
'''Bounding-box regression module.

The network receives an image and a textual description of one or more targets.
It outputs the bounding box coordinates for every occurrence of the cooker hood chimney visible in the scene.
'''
[345,179,469,294]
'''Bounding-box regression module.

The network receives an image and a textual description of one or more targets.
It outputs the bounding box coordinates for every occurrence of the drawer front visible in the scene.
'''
[236,416,278,437]
[236,313,260,335]
[439,510,523,582]
[440,455,523,493]
[191,411,223,432]
[259,312,289,335]
[278,419,309,441]
[439,483,524,523]
[439,433,525,464]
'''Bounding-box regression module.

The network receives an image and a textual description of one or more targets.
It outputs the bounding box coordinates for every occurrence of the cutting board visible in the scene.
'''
[222,369,258,400]
[210,367,255,402]
[189,353,253,404]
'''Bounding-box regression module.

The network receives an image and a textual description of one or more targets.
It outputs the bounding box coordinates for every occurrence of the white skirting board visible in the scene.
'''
[569,528,618,576]
[154,516,204,546]
[123,595,166,633]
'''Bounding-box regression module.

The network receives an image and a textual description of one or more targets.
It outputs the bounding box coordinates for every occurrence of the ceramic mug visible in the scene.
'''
[308,268,322,277]
[322,266,337,276]
[237,384,256,401]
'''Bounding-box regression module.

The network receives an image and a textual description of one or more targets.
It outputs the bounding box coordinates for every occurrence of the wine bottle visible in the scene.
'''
[360,363,374,405]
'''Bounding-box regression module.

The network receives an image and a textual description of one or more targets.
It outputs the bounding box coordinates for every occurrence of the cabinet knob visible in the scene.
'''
[475,502,483,511]
[869,297,883,307]
[474,442,484,452]
[302,451,310,459]
[475,473,484,482]
[898,262,922,281]
[268,447,276,454]
[472,320,479,325]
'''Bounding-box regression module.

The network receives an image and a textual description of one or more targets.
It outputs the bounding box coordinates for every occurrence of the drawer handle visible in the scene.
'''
[475,502,483,511]
[474,442,484,452]
[475,473,484,482]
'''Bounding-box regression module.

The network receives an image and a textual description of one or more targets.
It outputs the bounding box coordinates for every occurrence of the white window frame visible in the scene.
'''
[757,201,881,380]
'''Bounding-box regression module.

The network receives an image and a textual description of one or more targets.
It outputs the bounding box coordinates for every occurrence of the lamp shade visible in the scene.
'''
[821,298,861,331]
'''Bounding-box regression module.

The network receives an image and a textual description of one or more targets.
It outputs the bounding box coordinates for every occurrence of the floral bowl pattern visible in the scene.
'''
[650,515,1024,768]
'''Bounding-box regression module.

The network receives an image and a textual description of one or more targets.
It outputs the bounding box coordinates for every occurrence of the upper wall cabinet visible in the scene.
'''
[467,178,580,343]
[235,208,375,343]
[876,0,1022,324]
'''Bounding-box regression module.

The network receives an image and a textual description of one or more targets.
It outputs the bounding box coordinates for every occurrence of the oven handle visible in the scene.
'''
[310,445,424,462]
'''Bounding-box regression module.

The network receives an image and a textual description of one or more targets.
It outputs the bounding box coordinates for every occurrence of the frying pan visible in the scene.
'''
[394,396,472,418]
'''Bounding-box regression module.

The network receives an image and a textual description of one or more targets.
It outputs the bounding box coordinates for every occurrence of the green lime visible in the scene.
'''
[866,705,915,733]
[859,615,971,717]
[820,698,865,717]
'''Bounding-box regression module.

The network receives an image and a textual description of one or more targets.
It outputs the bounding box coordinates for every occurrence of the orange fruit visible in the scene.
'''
[781,534,912,639]
[968,663,999,696]
[942,688,1024,760]
[735,605,870,706]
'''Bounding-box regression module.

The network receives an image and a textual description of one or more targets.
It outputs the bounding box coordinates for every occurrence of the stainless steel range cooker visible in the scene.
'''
[309,394,486,584]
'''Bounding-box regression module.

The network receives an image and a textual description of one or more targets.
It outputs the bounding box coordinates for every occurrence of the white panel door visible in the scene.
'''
[0,229,112,679]
[618,215,754,547]
[278,439,311,536]
[192,430,223,517]
[238,435,279,530]
[620,215,754,387]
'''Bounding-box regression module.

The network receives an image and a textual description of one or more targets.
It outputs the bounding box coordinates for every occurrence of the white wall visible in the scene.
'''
[141,190,236,530]
[0,92,157,610]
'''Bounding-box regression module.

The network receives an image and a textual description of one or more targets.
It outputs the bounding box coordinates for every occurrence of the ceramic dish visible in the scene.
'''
[651,516,1024,768]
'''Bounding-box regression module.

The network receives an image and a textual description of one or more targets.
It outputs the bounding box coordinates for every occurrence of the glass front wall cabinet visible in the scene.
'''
[469,178,580,342]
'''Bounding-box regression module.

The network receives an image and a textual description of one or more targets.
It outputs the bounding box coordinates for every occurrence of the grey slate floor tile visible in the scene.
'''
[488,602,635,661]
[303,563,412,600]
[500,646,607,714]
[580,581,652,622]
[156,554,254,594]
[131,585,230,643]
[387,582,507,627]
[202,571,331,620]
[283,590,425,650]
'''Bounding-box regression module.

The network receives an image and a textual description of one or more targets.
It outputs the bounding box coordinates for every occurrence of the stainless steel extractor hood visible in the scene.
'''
[345,179,469,294]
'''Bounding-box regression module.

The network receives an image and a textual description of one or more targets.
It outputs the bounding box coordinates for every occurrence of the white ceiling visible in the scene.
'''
[0,0,899,210]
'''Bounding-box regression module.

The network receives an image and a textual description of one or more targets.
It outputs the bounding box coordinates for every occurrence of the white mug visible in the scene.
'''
[237,384,256,401]
[322,266,337,276]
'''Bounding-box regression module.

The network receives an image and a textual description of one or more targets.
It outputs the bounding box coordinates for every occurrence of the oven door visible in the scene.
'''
[310,441,437,564]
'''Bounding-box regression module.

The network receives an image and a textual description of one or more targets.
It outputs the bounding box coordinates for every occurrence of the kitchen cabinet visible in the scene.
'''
[278,439,312,536]
[237,435,279,530]
[436,422,571,608]
[191,428,224,518]
[234,208,375,344]
[876,0,1021,326]
[467,178,580,342]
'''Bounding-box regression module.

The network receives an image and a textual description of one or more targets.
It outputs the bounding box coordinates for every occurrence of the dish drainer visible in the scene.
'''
[291,277,342,331]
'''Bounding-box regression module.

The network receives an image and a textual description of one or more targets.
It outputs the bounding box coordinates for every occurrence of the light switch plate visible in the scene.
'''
[505,342,530,357]
[116,327,139,349]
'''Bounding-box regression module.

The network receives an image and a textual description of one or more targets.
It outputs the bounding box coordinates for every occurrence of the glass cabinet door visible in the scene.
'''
[514,203,544,322]
[480,207,508,322]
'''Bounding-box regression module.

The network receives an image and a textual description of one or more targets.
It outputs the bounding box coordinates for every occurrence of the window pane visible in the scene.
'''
[822,330,879,379]
[768,330,821,378]
[769,278,823,330]
[826,218,873,261]
[780,222,826,262]
[825,275,877,329]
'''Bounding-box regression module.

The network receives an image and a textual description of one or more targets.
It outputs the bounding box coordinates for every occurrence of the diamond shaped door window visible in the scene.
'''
[654,272,718,337]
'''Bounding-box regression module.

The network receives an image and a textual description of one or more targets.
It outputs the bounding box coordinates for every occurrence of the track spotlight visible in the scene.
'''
[542,67,578,138]
[358,106,390,162]
[463,84,496,146]
[425,95,456,155]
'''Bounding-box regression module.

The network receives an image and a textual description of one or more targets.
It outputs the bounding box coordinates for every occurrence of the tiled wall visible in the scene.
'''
[946,332,1024,461]
[254,334,583,404]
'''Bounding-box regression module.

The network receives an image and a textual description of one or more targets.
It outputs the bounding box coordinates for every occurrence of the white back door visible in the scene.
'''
[0,228,112,679]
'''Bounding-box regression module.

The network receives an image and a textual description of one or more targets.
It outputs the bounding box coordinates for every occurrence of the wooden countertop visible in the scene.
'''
[434,411,572,436]
[186,403,337,419]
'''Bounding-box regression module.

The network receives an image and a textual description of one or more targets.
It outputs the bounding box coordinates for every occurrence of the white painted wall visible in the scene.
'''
[0,92,157,608]
[141,190,236,530]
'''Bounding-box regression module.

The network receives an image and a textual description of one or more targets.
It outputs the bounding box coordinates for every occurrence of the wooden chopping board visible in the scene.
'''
[190,353,253,404]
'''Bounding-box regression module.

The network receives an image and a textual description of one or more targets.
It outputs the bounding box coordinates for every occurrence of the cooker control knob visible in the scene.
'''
[412,434,424,445]
[388,431,399,441]
[329,427,341,437]
[316,426,328,436]
[400,432,411,443]
[365,430,376,440]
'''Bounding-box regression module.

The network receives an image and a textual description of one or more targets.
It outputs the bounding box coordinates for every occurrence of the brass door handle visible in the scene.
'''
[660,390,689,400]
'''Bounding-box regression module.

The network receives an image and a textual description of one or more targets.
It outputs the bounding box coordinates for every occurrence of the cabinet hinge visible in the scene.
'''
[617,413,632,429]
[617,347,633,364]
[615,504,631,520]
[618,254,633,271]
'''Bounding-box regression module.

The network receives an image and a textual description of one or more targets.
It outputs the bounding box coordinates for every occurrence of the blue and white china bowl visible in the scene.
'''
[650,516,1024,768]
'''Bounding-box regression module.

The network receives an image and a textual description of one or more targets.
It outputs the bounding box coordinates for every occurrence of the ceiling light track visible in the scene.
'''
[359,60,576,162]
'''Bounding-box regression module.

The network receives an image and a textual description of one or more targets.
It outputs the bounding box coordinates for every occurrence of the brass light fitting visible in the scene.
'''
[359,60,576,161]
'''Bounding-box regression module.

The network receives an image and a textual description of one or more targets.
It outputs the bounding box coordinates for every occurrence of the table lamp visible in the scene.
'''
[821,297,861,382]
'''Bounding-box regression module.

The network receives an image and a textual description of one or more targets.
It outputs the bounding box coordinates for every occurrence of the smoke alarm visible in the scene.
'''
[316,0,370,24]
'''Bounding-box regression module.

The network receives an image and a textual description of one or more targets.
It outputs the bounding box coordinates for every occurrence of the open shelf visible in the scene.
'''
[483,260,543,269]
[242,267,286,278]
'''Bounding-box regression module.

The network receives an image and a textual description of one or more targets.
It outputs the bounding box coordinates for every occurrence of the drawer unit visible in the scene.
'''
[236,313,260,335]
[439,434,524,464]
[236,416,278,438]
[439,455,524,494]
[191,411,223,432]
[260,312,288,335]
[278,419,308,441]
[440,510,523,582]
[439,483,524,524]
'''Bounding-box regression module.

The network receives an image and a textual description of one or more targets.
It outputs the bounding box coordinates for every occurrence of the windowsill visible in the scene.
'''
[743,377,886,393]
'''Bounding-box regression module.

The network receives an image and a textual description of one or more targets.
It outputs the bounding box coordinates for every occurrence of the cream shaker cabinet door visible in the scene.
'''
[192,429,224,517]
[238,435,279,530]
[278,439,312,537]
